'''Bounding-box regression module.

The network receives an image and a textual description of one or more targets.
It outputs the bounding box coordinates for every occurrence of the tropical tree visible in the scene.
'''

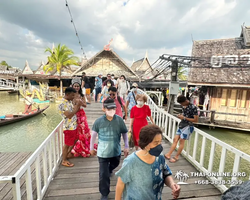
[178,65,188,80]
[43,44,79,96]
[0,61,12,69]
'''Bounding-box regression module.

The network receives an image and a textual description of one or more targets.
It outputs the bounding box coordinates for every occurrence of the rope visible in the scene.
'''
[65,0,87,60]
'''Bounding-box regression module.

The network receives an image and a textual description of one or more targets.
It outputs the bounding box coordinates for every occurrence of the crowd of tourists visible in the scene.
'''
[58,72,199,200]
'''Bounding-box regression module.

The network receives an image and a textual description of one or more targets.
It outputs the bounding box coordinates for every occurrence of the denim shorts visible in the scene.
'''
[176,126,194,140]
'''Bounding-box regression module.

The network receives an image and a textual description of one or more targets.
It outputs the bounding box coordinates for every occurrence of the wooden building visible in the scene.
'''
[131,51,155,81]
[188,26,250,127]
[72,49,139,80]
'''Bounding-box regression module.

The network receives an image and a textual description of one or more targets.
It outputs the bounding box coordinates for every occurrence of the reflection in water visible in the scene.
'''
[0,91,62,152]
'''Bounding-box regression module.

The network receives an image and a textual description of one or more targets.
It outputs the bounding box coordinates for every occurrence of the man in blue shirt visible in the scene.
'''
[126,82,142,116]
[90,97,129,200]
[95,73,103,102]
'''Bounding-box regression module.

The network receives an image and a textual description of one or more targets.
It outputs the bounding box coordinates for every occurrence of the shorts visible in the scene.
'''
[63,130,78,146]
[85,88,91,95]
[176,126,194,140]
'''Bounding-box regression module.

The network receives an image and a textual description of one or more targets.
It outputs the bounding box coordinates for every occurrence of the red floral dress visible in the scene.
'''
[71,108,97,157]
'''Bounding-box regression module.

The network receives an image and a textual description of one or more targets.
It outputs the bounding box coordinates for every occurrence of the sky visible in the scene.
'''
[0,0,250,70]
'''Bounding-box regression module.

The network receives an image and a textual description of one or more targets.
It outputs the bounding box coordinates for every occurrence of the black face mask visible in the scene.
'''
[149,144,163,157]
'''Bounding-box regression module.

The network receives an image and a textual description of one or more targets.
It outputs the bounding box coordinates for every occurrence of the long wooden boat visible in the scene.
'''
[0,105,49,126]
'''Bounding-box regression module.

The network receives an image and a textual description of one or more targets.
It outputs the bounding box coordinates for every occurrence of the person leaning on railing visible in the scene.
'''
[115,124,181,200]
[164,95,198,163]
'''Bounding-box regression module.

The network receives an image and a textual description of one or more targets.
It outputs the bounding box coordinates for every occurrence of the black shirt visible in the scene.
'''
[82,76,90,88]
[179,103,198,128]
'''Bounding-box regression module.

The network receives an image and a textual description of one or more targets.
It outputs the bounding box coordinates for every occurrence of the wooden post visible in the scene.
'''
[210,110,216,124]
[16,76,19,91]
[22,76,25,88]
[169,60,178,115]
[60,80,63,97]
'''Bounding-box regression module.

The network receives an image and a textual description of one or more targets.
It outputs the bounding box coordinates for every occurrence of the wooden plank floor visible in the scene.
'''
[43,143,222,200]
[0,152,32,200]
[43,102,222,200]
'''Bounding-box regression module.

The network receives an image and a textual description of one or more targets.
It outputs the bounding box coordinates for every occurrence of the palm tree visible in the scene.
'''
[178,65,188,80]
[43,44,79,96]
[183,172,189,182]
[175,170,183,181]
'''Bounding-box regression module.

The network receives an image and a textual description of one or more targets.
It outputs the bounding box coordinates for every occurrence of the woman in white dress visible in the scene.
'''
[117,75,130,102]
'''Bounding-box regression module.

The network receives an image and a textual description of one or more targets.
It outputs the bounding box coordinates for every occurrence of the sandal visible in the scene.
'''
[62,161,74,167]
[164,155,171,160]
[169,157,179,163]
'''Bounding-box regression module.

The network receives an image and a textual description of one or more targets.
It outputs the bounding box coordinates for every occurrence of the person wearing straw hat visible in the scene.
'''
[24,91,34,114]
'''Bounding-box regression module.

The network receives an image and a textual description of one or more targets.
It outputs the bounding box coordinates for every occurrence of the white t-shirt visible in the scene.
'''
[111,78,117,86]
[117,79,130,95]
[25,96,33,106]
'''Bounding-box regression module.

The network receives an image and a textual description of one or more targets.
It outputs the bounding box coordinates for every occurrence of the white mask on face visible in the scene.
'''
[106,109,116,117]
[137,101,144,106]
[132,88,137,92]
[111,76,114,79]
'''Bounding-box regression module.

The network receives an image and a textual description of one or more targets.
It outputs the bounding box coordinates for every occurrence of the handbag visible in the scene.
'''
[128,131,134,148]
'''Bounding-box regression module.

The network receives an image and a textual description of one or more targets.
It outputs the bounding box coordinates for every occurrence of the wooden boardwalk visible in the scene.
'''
[43,102,222,200]
[0,152,32,200]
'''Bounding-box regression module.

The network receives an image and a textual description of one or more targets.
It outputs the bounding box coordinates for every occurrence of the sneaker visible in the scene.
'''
[100,195,108,200]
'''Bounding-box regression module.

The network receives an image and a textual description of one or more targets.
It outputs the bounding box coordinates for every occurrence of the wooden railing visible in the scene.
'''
[0,120,64,200]
[141,89,250,193]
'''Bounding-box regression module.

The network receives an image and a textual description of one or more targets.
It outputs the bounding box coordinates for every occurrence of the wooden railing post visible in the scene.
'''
[210,110,216,124]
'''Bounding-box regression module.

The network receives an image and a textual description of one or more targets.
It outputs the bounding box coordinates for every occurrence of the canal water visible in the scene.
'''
[0,91,249,155]
[0,91,61,152]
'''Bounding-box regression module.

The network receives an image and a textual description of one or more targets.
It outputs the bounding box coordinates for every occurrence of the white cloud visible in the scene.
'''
[0,0,249,71]
[113,34,130,51]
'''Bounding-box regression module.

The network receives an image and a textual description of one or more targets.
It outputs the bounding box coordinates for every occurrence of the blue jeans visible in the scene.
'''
[95,87,102,101]
[98,155,121,196]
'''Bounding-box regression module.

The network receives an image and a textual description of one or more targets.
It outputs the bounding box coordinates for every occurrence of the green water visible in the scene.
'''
[184,127,250,185]
[199,127,250,155]
[0,91,62,152]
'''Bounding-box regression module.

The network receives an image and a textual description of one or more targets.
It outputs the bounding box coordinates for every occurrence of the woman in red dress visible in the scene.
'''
[71,81,97,157]
[129,94,155,150]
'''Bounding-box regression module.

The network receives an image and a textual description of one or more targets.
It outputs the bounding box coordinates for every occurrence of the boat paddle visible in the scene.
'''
[21,93,46,116]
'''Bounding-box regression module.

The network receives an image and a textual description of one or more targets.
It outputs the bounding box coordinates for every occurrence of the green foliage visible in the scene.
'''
[0,60,12,69]
[178,65,188,80]
[43,44,79,76]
